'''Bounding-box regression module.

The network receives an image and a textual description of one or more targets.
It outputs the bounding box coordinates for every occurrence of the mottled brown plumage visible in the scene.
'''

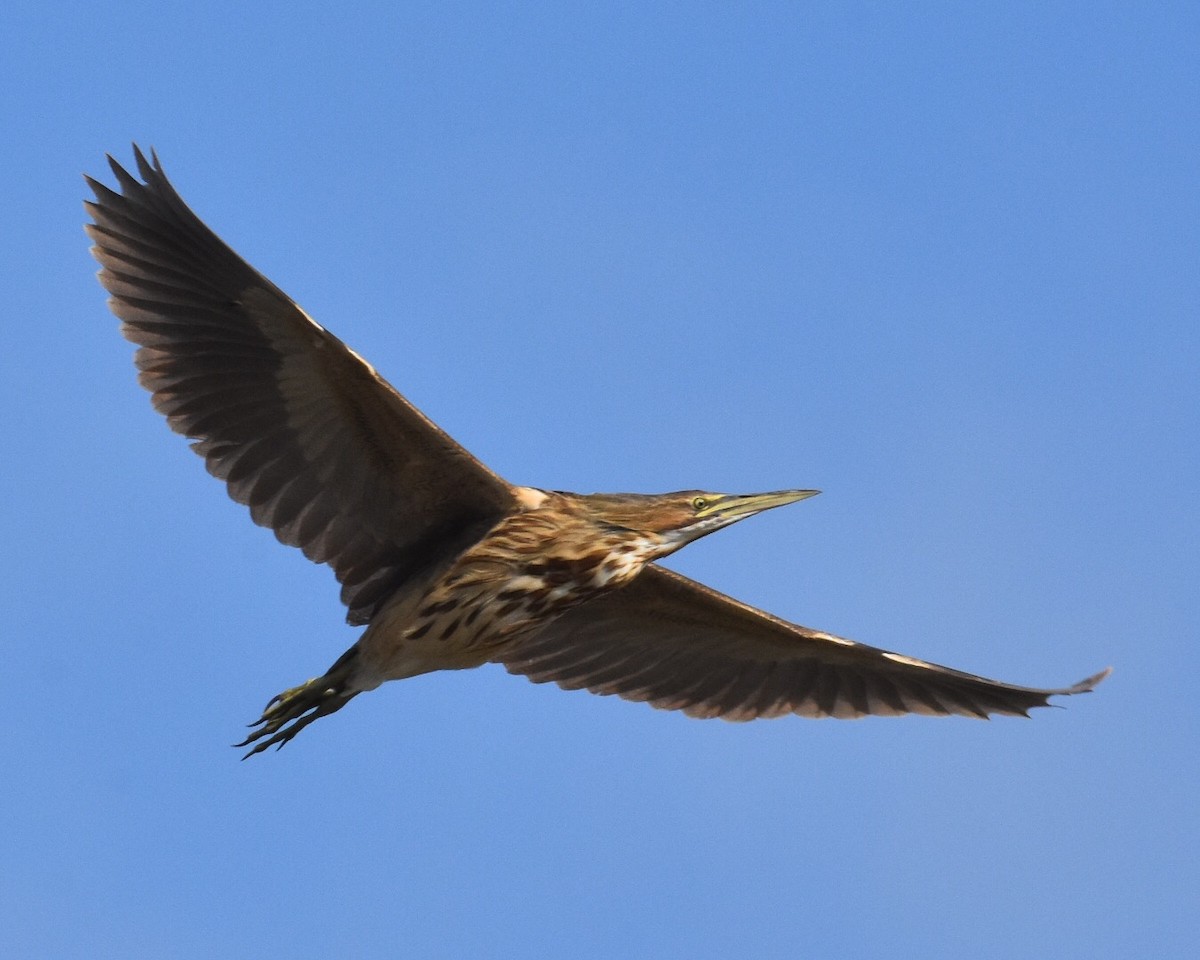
[85,147,1109,758]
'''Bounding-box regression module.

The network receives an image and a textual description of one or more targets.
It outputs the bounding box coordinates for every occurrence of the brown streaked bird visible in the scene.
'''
[85,147,1110,758]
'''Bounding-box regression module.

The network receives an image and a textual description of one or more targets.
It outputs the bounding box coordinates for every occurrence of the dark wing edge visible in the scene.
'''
[496,564,1111,720]
[86,146,515,624]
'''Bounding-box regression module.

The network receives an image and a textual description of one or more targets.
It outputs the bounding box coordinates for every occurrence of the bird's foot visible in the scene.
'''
[236,675,356,759]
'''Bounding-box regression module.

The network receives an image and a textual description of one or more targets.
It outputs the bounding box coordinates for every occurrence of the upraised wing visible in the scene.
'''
[499,564,1110,719]
[86,147,515,625]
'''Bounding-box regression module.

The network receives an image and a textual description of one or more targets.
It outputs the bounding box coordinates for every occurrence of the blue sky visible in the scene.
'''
[2,2,1196,957]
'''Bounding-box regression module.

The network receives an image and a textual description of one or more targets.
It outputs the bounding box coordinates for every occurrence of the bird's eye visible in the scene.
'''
[692,497,708,511]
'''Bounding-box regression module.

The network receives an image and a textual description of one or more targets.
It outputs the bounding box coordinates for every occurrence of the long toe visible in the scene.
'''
[236,678,355,759]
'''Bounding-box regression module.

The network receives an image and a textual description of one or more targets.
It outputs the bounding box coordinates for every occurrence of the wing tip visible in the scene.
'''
[1064,666,1112,696]
[87,143,163,199]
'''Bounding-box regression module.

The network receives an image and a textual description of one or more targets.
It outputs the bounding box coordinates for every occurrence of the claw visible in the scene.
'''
[236,676,356,759]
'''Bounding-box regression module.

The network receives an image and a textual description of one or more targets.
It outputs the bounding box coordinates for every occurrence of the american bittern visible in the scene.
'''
[86,147,1109,758]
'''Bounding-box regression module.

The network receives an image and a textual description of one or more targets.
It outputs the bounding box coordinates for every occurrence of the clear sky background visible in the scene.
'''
[2,2,1196,958]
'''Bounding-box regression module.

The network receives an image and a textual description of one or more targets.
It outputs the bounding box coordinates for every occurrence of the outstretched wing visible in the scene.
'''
[86,147,516,625]
[498,564,1110,719]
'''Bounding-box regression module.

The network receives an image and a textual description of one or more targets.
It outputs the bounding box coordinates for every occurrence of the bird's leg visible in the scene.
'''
[236,650,360,758]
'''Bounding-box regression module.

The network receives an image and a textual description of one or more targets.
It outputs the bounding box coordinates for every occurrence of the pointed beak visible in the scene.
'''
[699,488,820,522]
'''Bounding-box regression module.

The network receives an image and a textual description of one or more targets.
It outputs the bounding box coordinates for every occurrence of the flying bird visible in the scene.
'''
[85,147,1109,757]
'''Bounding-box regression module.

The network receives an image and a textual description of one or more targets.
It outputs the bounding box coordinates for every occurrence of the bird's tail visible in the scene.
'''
[236,648,360,759]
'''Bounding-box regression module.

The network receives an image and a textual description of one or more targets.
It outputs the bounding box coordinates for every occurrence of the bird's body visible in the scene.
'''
[264,487,820,750]
[85,148,1109,757]
[361,488,671,685]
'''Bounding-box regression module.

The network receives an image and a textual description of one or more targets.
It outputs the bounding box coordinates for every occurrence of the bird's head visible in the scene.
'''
[573,488,820,555]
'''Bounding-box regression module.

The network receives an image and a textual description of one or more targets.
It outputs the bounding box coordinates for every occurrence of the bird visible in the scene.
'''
[85,146,1110,757]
